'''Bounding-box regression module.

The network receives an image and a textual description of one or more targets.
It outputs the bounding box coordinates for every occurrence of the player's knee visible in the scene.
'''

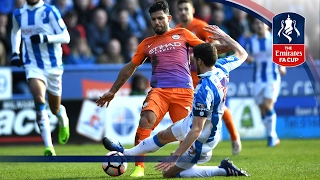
[263,99,274,109]
[157,131,167,143]
[261,106,273,116]
[157,129,175,144]
[259,104,268,114]
[139,117,154,129]
[139,111,156,128]
[33,95,45,104]
[265,104,274,112]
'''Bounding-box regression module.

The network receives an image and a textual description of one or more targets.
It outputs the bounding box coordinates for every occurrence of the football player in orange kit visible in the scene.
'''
[97,1,232,177]
[175,0,242,155]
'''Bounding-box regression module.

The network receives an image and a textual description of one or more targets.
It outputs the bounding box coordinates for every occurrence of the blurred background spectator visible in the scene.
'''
[122,0,148,41]
[209,7,228,34]
[97,38,124,64]
[111,9,134,52]
[51,0,74,17]
[62,10,86,59]
[95,0,116,18]
[65,38,95,65]
[225,8,251,42]
[123,36,139,63]
[129,73,149,96]
[73,0,93,27]
[195,2,211,24]
[0,13,11,61]
[0,41,6,66]
[86,8,112,56]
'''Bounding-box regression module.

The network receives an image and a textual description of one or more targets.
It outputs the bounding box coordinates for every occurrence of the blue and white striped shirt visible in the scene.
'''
[11,1,68,69]
[192,55,241,144]
[244,31,280,83]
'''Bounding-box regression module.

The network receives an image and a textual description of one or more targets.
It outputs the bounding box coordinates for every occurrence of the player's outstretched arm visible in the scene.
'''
[173,116,206,156]
[110,61,138,93]
[47,29,70,44]
[204,25,248,63]
[96,61,138,107]
[30,29,70,44]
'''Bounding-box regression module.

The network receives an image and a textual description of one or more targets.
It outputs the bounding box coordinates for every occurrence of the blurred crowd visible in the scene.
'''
[0,0,319,67]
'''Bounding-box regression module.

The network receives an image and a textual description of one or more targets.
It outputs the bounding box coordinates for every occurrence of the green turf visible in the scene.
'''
[0,139,319,179]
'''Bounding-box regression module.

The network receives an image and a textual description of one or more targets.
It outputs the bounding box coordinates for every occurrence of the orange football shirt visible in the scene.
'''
[176,18,212,87]
[131,28,204,88]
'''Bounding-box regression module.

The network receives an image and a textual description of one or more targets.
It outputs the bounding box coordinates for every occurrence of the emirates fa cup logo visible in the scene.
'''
[272,12,305,67]
[277,15,300,43]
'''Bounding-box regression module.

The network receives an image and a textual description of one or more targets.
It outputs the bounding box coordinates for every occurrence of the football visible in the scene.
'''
[102,151,128,177]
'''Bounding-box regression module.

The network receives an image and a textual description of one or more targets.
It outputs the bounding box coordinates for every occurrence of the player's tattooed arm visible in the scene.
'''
[214,44,231,54]
[209,39,231,54]
[110,61,138,93]
[112,74,131,93]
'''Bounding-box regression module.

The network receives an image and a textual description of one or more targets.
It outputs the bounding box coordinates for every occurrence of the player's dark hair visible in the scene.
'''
[177,0,194,7]
[149,0,170,15]
[193,43,218,67]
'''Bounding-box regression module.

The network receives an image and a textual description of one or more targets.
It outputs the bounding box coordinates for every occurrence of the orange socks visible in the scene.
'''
[222,107,239,141]
[134,126,152,168]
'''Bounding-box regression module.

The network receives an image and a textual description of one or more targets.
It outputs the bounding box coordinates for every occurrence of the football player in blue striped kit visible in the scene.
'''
[244,18,286,147]
[10,0,70,155]
[102,25,250,178]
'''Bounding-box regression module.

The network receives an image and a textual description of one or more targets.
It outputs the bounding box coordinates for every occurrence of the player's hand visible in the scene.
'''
[246,56,254,64]
[30,34,48,44]
[203,25,229,40]
[96,92,115,108]
[155,155,179,171]
[10,53,23,67]
[279,66,287,75]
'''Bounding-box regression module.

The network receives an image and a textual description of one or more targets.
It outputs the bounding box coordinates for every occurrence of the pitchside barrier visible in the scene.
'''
[0,64,319,145]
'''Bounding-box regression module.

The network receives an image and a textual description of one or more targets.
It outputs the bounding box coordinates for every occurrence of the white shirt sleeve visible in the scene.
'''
[215,55,241,73]
[11,14,21,54]
[47,6,70,44]
[47,29,70,44]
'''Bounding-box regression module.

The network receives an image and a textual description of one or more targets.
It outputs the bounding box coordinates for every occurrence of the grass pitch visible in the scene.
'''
[0,139,319,180]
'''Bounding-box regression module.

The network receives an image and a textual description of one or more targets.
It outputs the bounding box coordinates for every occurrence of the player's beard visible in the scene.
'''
[153,25,167,35]
[27,0,40,6]
[180,15,188,23]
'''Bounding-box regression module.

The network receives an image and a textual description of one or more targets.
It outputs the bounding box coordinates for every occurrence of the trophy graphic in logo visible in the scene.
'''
[272,12,305,67]
[277,15,300,43]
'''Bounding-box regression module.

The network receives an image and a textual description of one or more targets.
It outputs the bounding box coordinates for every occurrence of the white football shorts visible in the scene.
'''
[254,81,280,105]
[171,115,220,169]
[25,66,64,96]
